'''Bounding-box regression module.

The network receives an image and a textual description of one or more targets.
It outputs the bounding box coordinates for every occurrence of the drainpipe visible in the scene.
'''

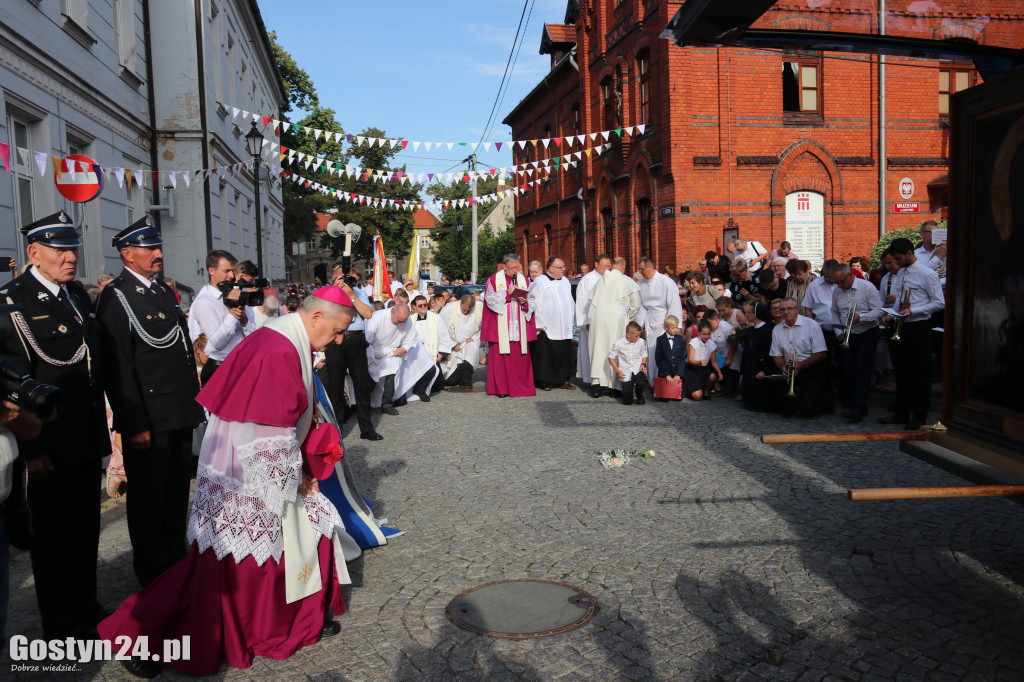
[195,0,213,255]
[878,0,887,240]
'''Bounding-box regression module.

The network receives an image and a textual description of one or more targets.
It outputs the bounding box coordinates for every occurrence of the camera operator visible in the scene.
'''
[325,264,382,441]
[0,211,109,641]
[187,250,253,386]
[95,218,205,587]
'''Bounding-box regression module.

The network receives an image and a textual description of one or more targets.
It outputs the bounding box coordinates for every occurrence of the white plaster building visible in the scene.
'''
[0,0,286,294]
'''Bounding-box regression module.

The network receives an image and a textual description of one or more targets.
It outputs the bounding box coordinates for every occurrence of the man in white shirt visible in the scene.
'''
[913,220,946,272]
[824,261,884,422]
[878,238,945,429]
[187,250,251,386]
[527,256,576,391]
[574,254,610,385]
[771,297,833,417]
[734,239,770,273]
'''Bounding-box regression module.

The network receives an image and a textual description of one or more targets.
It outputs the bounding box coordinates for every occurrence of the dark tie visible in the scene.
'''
[57,288,81,324]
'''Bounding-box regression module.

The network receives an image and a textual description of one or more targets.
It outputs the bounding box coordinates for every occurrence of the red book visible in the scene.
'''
[653,378,683,400]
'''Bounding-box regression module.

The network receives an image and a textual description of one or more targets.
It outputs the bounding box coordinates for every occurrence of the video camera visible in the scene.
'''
[218,277,269,308]
[0,305,62,419]
[333,255,359,288]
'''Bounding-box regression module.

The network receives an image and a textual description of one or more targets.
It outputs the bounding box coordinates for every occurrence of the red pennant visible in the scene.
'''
[363,173,371,180]
[274,126,280,136]
[401,140,408,149]
[152,171,160,182]
[552,137,561,147]
[262,116,271,127]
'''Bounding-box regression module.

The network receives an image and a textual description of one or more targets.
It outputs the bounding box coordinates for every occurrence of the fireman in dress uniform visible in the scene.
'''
[0,210,109,640]
[95,216,204,587]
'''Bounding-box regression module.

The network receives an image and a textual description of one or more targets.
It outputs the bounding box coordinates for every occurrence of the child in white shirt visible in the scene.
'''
[608,321,649,405]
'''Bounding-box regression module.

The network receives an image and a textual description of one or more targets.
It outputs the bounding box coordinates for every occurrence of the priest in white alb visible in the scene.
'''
[439,294,484,391]
[636,256,684,386]
[574,253,610,385]
[526,255,577,391]
[588,257,641,398]
[365,303,438,413]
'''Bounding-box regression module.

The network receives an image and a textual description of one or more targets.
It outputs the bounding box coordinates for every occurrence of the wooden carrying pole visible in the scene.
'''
[849,485,1024,501]
[761,430,930,444]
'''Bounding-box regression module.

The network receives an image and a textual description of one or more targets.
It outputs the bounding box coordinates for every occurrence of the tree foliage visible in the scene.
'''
[325,128,423,263]
[868,218,946,268]
[425,177,506,281]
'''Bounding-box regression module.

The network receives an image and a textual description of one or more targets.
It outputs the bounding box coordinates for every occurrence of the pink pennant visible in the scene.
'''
[0,142,8,172]
[495,142,502,151]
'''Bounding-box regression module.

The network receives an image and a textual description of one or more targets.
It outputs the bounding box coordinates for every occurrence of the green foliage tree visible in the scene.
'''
[426,177,502,280]
[325,128,423,263]
[868,218,947,268]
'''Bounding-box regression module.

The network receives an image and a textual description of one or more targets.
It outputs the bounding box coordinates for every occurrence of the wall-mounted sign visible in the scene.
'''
[893,201,921,213]
[785,191,825,270]
[899,177,915,200]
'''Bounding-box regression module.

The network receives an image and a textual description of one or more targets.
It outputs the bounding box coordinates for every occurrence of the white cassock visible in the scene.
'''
[574,269,602,383]
[412,311,442,361]
[636,271,683,385]
[588,270,641,388]
[365,309,438,406]
[527,274,576,386]
[439,301,483,378]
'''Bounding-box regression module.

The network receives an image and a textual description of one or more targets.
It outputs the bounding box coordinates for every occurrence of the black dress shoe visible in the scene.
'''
[121,657,161,679]
[876,414,908,425]
[322,619,341,637]
[496,394,509,398]
[382,406,400,416]
[360,431,384,441]
[636,395,646,405]
[415,392,430,402]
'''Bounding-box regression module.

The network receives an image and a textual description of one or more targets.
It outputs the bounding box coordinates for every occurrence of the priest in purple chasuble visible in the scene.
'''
[99,287,357,677]
[482,254,537,397]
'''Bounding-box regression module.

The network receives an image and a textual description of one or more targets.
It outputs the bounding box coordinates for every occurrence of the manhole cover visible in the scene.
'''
[446,579,597,639]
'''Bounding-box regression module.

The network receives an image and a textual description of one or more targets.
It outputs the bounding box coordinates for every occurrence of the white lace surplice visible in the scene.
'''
[188,416,344,567]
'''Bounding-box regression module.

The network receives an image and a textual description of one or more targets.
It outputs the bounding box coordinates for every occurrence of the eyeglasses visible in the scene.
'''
[551,265,565,270]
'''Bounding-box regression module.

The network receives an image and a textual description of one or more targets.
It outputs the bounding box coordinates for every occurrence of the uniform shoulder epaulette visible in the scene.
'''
[0,279,25,296]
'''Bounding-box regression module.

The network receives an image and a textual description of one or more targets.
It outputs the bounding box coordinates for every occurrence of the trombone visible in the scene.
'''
[839,287,859,349]
[891,287,914,342]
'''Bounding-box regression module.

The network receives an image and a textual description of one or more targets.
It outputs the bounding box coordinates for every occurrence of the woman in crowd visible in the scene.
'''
[740,302,777,412]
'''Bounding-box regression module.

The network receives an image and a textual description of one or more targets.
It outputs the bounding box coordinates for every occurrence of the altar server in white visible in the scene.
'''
[527,255,577,391]
[575,254,610,384]
[636,257,683,386]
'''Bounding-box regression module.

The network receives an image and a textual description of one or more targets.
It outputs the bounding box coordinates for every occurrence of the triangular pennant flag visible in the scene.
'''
[0,142,9,172]
[636,124,647,135]
[590,132,599,141]
[124,169,134,189]
[51,156,63,181]
[153,170,161,183]
[34,152,47,177]
[100,165,113,183]
[231,107,240,120]
[552,137,561,147]
[516,140,526,149]
[16,147,29,166]
[241,110,250,121]
[495,142,503,151]
[614,128,622,137]
[262,116,271,127]
[412,141,421,151]
[482,142,491,152]
[470,142,478,151]
[115,167,125,187]
[584,149,592,157]
[624,126,634,135]
[65,159,77,182]
[423,142,433,151]
[356,136,365,146]
[446,142,455,150]
[281,121,291,133]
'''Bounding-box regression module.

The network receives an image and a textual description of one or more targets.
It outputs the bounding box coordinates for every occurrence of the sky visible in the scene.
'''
[256,0,568,179]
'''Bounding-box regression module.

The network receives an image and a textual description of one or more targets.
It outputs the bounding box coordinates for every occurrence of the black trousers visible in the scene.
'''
[383,367,437,407]
[122,427,194,587]
[889,320,933,422]
[28,460,102,639]
[781,361,834,418]
[325,332,375,436]
[444,361,475,387]
[619,371,648,405]
[839,326,880,414]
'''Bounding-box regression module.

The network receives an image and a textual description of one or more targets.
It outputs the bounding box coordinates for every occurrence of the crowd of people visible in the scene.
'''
[0,206,946,676]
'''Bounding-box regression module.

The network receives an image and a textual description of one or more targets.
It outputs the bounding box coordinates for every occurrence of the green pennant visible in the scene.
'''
[615,128,622,137]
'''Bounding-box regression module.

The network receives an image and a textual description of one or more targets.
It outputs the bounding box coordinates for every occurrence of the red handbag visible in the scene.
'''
[653,377,683,400]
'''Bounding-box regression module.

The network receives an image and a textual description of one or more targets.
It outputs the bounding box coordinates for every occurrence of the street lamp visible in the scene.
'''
[245,121,265,273]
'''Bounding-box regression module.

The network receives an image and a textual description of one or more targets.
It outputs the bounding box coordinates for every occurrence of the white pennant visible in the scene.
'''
[446,142,455,151]
[114,167,125,187]
[34,152,48,177]
[231,107,240,120]
[636,124,646,135]
[242,110,250,121]
[168,171,177,188]
[482,142,491,152]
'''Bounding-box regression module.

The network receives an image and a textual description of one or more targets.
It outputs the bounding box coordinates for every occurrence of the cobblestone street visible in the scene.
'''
[8,378,1024,680]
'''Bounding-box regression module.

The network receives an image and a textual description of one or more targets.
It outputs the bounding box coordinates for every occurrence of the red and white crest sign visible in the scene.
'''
[54,154,103,202]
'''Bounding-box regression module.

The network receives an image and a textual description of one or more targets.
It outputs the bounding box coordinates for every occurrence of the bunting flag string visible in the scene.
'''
[275,142,610,186]
[218,100,648,152]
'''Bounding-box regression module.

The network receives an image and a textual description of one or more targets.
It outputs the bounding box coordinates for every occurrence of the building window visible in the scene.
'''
[637,199,652,259]
[601,207,613,256]
[636,49,650,126]
[113,0,139,76]
[8,115,38,234]
[939,66,973,115]
[307,237,317,251]
[783,59,820,113]
[419,235,431,248]
[421,261,431,278]
[571,103,581,149]
[601,77,616,131]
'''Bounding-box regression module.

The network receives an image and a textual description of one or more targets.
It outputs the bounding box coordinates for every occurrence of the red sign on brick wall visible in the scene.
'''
[893,201,921,213]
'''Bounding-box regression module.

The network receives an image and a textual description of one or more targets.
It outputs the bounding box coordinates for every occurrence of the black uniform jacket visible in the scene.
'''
[95,269,204,437]
[0,270,109,464]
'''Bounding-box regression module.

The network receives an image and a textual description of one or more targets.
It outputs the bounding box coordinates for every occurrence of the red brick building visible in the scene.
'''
[503,0,1024,272]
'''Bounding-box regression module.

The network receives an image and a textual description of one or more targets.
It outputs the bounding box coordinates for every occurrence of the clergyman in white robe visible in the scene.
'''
[637,268,683,385]
[588,268,641,394]
[439,297,483,389]
[574,265,604,384]
[365,306,438,410]
[526,262,576,390]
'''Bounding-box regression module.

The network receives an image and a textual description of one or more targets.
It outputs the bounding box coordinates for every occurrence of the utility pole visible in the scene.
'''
[470,154,478,283]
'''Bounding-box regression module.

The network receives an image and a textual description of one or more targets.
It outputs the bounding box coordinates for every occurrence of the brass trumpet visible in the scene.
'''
[891,287,914,342]
[787,348,797,397]
[839,287,859,350]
